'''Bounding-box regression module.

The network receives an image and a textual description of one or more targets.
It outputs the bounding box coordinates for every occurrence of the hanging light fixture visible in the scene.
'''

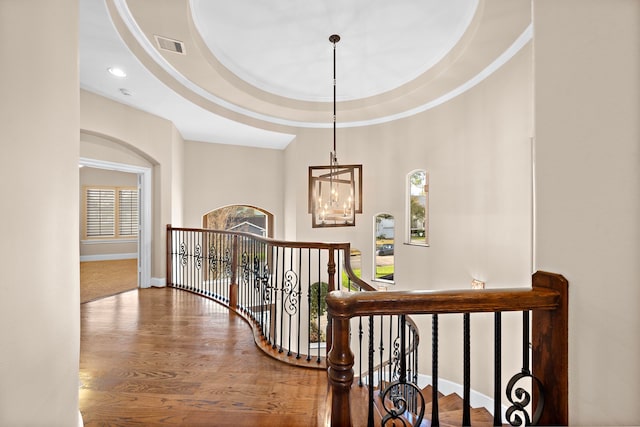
[308,34,362,228]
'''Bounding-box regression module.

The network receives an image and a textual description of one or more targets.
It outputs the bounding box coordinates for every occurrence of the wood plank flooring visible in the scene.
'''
[80,259,138,303]
[80,288,328,426]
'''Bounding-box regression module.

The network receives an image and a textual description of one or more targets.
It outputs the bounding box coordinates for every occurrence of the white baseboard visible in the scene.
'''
[147,277,166,288]
[80,253,137,262]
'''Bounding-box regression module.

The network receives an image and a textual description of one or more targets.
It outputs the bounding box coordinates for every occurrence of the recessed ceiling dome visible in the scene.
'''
[191,0,478,102]
[81,0,531,146]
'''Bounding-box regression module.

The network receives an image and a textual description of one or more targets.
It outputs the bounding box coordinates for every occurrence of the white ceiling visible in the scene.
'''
[79,0,531,149]
[192,0,477,101]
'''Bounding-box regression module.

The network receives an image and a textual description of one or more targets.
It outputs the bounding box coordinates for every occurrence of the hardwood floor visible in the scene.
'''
[80,259,138,303]
[80,288,328,426]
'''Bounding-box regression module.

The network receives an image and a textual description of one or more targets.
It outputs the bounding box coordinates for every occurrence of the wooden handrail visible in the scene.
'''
[327,286,560,318]
[326,271,569,426]
[167,225,376,292]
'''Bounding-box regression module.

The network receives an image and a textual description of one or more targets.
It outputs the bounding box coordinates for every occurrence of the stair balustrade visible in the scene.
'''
[166,225,374,366]
[165,226,568,426]
[327,271,568,426]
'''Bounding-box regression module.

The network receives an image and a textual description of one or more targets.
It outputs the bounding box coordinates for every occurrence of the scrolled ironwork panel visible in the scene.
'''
[505,371,545,426]
[208,244,218,274]
[223,247,232,277]
[260,263,272,303]
[194,244,202,270]
[179,242,188,267]
[283,270,300,316]
[391,334,401,381]
[380,381,425,427]
[241,252,248,279]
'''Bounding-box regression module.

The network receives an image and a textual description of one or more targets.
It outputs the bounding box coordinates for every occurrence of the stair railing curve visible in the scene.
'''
[166,224,378,368]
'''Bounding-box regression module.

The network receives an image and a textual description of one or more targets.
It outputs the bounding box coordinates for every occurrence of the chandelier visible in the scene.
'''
[308,34,362,228]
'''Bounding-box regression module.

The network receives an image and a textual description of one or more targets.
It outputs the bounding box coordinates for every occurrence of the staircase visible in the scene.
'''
[165,227,569,427]
[351,383,496,427]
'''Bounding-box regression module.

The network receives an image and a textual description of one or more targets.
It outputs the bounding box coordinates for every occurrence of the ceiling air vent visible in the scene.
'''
[154,35,186,55]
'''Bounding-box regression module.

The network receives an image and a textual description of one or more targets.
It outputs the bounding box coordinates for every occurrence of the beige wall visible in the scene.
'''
[79,167,138,259]
[182,140,285,236]
[289,45,533,290]
[1,1,632,424]
[0,0,80,425]
[534,0,640,424]
[80,91,184,284]
[284,41,534,402]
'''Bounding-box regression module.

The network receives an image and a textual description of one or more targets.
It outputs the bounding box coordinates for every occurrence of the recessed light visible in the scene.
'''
[108,67,127,78]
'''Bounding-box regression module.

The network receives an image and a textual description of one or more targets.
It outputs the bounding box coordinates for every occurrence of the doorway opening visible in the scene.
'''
[79,157,152,299]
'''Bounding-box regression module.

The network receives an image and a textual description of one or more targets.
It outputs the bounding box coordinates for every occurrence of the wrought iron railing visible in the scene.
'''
[166,226,568,426]
[166,225,376,366]
[327,271,568,426]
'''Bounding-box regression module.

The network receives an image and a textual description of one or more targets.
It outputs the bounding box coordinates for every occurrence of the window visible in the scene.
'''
[84,186,138,239]
[374,214,394,283]
[407,170,429,245]
[341,247,362,287]
[203,205,272,238]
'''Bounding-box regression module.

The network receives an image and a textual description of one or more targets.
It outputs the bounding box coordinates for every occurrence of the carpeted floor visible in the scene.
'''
[80,259,138,303]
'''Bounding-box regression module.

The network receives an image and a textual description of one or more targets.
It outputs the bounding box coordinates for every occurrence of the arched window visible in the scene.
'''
[407,170,429,246]
[202,205,273,238]
[374,213,394,283]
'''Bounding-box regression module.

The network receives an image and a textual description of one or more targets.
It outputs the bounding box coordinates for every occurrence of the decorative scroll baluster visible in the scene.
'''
[379,314,425,427]
[494,312,503,426]
[463,313,471,426]
[389,315,394,382]
[506,310,544,426]
[296,247,302,359]
[279,246,285,353]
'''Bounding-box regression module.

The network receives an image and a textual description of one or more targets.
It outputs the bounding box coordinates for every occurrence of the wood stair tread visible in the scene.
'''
[355,384,498,427]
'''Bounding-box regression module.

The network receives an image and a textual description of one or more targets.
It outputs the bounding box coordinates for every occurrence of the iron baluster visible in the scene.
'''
[271,246,279,350]
[296,248,302,359]
[279,246,285,353]
[432,314,439,427]
[399,315,406,383]
[494,312,503,426]
[358,317,363,387]
[316,250,322,363]
[505,310,545,426]
[389,315,394,383]
[368,315,374,427]
[306,248,312,362]
[463,313,471,426]
[378,316,384,389]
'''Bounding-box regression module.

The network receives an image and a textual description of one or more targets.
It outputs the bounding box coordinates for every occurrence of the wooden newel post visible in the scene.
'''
[532,271,569,426]
[327,312,354,426]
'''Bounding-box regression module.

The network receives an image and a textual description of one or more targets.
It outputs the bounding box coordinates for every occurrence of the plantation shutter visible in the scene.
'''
[118,189,138,237]
[86,188,116,237]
